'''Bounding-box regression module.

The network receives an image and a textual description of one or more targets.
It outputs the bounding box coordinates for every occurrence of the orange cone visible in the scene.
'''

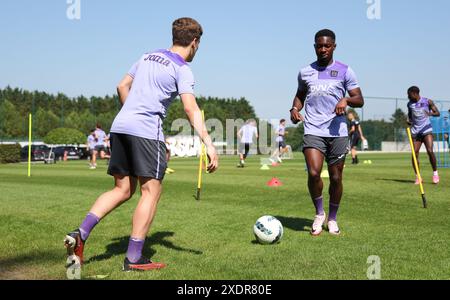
[267,177,283,187]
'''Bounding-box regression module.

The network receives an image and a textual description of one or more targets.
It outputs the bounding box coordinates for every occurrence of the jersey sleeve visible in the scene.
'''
[127,60,139,79]
[345,67,359,91]
[177,65,195,95]
[297,71,308,93]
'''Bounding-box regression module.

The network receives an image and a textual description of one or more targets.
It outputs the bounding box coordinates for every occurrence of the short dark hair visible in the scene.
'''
[172,17,203,47]
[408,86,420,94]
[280,119,286,123]
[315,29,336,42]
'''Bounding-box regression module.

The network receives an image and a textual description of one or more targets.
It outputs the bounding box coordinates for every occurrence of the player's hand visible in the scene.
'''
[335,98,348,115]
[290,108,304,124]
[206,146,219,173]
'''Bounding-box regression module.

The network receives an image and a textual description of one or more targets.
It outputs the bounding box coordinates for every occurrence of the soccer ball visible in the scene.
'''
[253,216,283,244]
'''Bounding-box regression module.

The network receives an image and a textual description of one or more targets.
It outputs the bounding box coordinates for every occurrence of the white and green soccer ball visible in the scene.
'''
[253,216,283,244]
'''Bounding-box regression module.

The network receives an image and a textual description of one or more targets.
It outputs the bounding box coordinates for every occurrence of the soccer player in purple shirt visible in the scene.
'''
[406,86,440,184]
[290,29,364,236]
[64,18,219,271]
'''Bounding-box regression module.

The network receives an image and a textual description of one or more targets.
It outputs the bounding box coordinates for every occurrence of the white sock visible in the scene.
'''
[433,171,438,176]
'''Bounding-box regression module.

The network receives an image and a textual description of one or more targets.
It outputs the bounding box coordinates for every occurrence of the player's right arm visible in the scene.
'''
[349,123,356,135]
[290,72,307,124]
[181,93,218,173]
[237,127,242,140]
[407,105,412,126]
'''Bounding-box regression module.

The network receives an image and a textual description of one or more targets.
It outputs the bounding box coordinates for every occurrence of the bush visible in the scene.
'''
[0,144,21,164]
[44,128,86,145]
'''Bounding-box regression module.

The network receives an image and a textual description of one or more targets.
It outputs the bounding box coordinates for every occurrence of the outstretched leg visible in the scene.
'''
[65,175,137,263]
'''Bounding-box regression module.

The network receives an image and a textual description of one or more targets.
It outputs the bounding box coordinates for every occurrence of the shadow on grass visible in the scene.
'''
[0,250,62,279]
[85,231,202,264]
[376,178,415,184]
[274,216,313,232]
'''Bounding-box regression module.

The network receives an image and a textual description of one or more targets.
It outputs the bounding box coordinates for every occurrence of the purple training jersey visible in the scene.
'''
[298,60,359,137]
[111,49,195,141]
[407,97,433,135]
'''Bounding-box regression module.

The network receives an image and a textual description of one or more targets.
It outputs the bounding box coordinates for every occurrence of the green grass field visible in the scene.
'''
[0,153,449,280]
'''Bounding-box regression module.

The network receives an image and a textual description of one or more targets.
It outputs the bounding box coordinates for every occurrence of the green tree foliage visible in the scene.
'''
[44,128,86,145]
[0,87,259,143]
[0,144,21,163]
[285,125,304,151]
[35,107,59,138]
[0,100,25,138]
[360,120,394,150]
[391,108,408,129]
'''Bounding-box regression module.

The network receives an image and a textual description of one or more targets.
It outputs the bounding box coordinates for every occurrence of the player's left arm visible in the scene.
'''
[335,67,364,115]
[335,88,364,115]
[358,123,366,140]
[428,99,440,117]
[117,74,134,105]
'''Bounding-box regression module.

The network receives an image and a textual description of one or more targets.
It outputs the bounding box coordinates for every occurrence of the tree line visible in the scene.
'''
[0,86,260,141]
[0,86,408,150]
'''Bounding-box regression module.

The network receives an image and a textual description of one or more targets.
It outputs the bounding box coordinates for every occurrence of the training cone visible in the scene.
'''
[267,177,283,187]
[260,164,270,170]
[320,170,329,178]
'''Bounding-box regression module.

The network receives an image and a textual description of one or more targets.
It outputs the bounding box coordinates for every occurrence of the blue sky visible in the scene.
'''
[1,0,450,120]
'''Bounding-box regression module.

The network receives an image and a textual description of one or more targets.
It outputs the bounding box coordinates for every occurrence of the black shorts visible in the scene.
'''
[412,131,433,142]
[350,134,361,148]
[302,135,349,166]
[107,133,167,180]
[278,140,286,149]
[95,145,106,152]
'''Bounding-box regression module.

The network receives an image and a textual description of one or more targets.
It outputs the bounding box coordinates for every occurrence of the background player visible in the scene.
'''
[270,119,288,163]
[347,111,366,164]
[237,119,258,167]
[290,29,364,236]
[87,128,98,169]
[406,86,440,184]
[64,18,219,271]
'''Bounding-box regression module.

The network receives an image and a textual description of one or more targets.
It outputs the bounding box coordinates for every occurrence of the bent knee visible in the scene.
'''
[116,186,134,201]
[308,171,322,181]
[330,174,342,184]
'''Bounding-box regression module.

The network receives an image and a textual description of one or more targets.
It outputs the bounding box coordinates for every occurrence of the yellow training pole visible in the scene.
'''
[407,127,427,208]
[28,113,32,177]
[196,110,206,200]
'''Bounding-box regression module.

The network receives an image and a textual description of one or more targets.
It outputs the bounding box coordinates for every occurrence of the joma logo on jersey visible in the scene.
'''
[144,54,170,66]
[310,84,332,93]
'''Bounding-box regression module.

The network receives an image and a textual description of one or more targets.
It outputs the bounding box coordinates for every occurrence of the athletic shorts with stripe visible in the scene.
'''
[107,133,167,180]
[302,135,349,166]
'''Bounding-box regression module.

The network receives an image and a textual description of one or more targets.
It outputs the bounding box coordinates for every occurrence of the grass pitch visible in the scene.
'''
[0,153,449,280]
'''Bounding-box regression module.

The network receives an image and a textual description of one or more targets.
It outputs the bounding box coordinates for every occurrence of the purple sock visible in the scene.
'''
[312,196,325,216]
[79,212,100,241]
[126,238,145,263]
[329,203,340,221]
